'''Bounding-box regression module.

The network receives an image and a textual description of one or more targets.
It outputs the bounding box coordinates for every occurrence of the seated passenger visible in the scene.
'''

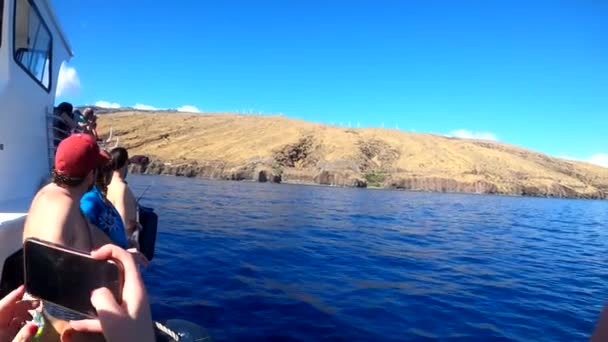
[107,147,141,248]
[23,133,113,341]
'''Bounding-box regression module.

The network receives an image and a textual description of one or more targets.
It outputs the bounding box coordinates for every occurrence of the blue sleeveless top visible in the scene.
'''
[81,186,129,248]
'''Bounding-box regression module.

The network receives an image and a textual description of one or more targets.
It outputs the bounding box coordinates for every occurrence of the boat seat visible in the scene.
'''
[0,249,23,298]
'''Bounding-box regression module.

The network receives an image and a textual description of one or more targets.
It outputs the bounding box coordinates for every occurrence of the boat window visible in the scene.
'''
[13,0,52,91]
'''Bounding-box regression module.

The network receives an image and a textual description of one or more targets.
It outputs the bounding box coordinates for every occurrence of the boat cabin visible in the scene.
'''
[0,0,72,290]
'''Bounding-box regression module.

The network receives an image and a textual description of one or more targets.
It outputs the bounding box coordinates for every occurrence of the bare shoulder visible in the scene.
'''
[107,180,127,203]
[24,184,74,241]
[108,179,128,196]
[30,184,73,210]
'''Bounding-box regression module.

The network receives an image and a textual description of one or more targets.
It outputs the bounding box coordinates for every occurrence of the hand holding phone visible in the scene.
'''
[69,244,155,342]
[23,238,124,318]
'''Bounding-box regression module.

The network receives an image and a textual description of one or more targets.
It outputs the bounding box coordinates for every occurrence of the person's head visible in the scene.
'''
[83,107,97,125]
[52,134,110,192]
[54,102,73,116]
[83,107,94,118]
[110,147,130,179]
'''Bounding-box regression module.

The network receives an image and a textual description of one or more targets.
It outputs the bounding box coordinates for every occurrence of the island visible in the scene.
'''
[96,109,608,200]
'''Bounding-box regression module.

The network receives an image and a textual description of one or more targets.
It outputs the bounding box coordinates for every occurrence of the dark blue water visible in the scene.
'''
[129,174,608,341]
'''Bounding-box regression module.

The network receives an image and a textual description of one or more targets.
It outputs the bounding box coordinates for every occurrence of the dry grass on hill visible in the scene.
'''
[98,111,608,199]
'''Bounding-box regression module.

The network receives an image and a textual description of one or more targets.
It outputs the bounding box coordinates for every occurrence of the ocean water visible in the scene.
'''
[129,174,608,341]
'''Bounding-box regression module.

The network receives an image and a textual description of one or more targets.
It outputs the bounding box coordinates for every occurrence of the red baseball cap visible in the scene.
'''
[54,134,110,178]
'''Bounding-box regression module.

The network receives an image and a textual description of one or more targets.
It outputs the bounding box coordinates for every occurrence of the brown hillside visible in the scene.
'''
[98,111,608,199]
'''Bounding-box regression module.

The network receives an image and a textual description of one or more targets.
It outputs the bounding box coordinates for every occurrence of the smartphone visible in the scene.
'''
[23,238,124,317]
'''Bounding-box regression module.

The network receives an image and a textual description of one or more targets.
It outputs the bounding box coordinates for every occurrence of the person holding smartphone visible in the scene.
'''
[21,243,155,342]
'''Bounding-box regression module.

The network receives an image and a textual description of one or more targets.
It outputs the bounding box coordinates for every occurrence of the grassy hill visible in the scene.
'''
[98,111,608,199]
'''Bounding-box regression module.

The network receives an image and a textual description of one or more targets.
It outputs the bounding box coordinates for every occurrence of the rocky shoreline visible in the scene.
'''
[129,158,607,200]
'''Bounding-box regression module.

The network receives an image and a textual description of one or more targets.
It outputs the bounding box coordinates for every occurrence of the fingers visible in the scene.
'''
[91,245,137,278]
[68,319,102,334]
[0,285,25,310]
[12,300,40,318]
[9,317,24,337]
[91,245,144,295]
[90,288,122,317]
[9,311,33,323]
[11,323,38,342]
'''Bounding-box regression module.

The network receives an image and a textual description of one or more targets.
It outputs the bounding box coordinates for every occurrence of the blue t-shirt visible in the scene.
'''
[81,186,129,248]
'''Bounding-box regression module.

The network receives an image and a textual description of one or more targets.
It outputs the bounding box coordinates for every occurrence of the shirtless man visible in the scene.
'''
[24,133,111,250]
[106,147,140,248]
[23,133,112,341]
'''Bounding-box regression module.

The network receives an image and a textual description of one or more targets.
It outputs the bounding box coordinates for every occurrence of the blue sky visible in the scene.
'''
[53,0,608,165]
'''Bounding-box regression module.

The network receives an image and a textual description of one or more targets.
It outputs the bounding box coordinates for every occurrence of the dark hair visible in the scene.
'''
[55,102,73,114]
[52,169,86,188]
[110,147,129,170]
[96,153,116,195]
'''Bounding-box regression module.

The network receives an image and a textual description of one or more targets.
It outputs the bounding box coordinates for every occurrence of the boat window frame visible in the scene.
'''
[0,0,4,48]
[12,0,53,93]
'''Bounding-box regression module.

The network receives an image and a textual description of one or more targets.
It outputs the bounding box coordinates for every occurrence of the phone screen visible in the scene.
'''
[23,239,123,317]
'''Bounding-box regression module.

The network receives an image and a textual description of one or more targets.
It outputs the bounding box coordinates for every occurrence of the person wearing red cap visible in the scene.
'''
[22,133,115,341]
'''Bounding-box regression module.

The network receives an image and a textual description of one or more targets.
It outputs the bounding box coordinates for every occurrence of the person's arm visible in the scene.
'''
[60,112,78,130]
[110,191,129,236]
[109,186,138,239]
[24,195,73,245]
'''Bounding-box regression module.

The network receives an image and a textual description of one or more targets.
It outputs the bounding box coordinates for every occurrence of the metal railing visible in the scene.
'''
[45,113,69,171]
[45,113,120,171]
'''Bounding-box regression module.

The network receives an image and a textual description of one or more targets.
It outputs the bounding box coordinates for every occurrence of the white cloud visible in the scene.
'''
[56,63,80,97]
[177,105,200,113]
[133,103,158,111]
[587,153,608,168]
[95,101,121,108]
[556,153,608,168]
[448,129,498,141]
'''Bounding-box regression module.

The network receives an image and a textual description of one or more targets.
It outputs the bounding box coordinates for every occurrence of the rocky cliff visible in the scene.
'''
[98,111,608,199]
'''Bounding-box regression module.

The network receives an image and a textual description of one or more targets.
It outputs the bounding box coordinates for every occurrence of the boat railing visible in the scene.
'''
[45,113,68,170]
[45,114,120,167]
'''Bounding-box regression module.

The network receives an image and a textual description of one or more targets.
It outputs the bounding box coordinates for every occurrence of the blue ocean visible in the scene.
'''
[130,174,608,341]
